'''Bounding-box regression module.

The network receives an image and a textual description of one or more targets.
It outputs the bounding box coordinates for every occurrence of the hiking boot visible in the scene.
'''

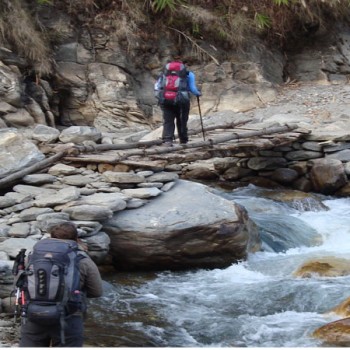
[163,141,173,147]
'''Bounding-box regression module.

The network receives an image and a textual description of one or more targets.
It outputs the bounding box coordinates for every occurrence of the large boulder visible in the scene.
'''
[0,129,45,178]
[103,179,261,270]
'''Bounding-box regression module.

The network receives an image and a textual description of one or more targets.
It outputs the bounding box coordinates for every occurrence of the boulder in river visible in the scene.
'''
[103,180,261,271]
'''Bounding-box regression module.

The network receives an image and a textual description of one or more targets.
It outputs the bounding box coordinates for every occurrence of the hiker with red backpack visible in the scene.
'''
[155,57,202,146]
[15,222,103,347]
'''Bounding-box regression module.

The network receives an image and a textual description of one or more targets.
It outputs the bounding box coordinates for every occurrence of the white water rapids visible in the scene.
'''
[86,185,350,347]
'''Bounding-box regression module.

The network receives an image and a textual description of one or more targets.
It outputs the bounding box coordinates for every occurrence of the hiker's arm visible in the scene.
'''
[187,71,201,96]
[154,75,163,100]
[80,257,103,298]
[154,76,162,91]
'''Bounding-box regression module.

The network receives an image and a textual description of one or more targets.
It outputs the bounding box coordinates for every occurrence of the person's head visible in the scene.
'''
[50,222,78,241]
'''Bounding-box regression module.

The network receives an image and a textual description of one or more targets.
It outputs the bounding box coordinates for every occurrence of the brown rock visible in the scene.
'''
[330,297,350,317]
[184,167,219,181]
[313,317,350,346]
[293,257,350,278]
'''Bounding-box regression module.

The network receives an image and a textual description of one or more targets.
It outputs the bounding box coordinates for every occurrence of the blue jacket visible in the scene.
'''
[187,71,201,96]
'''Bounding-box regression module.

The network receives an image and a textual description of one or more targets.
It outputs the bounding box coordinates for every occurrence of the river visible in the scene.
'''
[85,185,350,347]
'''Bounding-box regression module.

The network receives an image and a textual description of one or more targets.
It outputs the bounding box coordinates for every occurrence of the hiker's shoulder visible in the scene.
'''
[78,252,98,269]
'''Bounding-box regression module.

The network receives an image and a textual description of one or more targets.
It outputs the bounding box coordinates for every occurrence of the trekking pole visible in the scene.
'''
[14,288,20,322]
[197,96,206,141]
[12,249,26,323]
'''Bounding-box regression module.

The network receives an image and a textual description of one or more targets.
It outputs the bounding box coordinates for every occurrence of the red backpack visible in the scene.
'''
[159,61,189,106]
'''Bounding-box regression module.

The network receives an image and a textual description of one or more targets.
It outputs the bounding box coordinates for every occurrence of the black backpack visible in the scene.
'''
[23,238,86,343]
[158,61,190,106]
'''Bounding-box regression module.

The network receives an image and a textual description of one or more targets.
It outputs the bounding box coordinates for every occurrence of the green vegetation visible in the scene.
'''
[148,0,184,12]
[1,0,350,75]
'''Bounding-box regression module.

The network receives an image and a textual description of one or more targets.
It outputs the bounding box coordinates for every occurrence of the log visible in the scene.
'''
[72,119,253,153]
[64,123,299,163]
[0,151,66,190]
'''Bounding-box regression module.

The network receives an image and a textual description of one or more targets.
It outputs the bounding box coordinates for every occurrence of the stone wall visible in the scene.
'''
[180,136,350,197]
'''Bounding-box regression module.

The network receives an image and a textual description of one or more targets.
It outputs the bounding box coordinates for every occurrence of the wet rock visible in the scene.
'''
[293,257,350,278]
[329,297,350,317]
[313,318,350,347]
[309,158,347,194]
[258,189,329,211]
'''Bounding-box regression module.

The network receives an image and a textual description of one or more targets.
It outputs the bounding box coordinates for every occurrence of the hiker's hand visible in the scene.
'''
[197,91,202,97]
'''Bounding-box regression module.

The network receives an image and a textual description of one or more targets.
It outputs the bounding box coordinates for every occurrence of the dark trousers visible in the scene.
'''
[19,315,84,347]
[162,101,190,143]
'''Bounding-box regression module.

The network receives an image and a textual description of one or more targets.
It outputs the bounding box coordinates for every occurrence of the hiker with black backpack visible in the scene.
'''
[14,222,103,347]
[154,56,202,146]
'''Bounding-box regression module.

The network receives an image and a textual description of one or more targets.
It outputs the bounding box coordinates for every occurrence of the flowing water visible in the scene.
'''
[85,185,350,347]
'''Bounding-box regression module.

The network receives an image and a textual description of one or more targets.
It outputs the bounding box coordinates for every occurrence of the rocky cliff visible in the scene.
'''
[1,1,350,133]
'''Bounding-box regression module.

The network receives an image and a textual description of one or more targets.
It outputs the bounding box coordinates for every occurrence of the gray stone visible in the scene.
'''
[137,182,163,188]
[3,109,35,127]
[13,184,56,197]
[31,124,60,143]
[0,196,16,209]
[83,231,110,251]
[0,238,37,258]
[35,187,81,207]
[103,171,145,184]
[126,198,148,208]
[4,192,32,204]
[8,223,31,238]
[0,224,10,238]
[122,187,162,199]
[59,126,102,144]
[63,205,113,221]
[285,150,323,161]
[271,168,299,184]
[247,157,287,170]
[22,174,57,185]
[74,192,128,212]
[161,181,176,192]
[301,141,323,152]
[0,129,45,178]
[61,175,96,187]
[326,149,350,162]
[19,207,54,222]
[146,171,179,183]
[74,221,103,238]
[48,163,81,176]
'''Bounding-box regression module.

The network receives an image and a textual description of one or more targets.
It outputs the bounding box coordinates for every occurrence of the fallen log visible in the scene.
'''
[0,151,66,190]
[64,123,299,163]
